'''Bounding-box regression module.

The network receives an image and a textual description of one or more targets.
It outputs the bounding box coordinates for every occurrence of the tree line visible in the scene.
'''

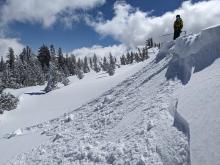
[0,38,158,92]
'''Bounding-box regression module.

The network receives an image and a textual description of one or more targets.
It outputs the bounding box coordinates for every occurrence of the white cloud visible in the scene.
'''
[70,44,127,59]
[0,0,105,57]
[0,0,105,27]
[0,38,24,58]
[89,0,220,48]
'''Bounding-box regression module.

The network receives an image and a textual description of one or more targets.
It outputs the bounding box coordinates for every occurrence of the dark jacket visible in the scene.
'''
[174,18,183,31]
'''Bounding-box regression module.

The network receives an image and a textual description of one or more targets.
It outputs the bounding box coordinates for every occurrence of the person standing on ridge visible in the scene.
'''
[173,15,183,40]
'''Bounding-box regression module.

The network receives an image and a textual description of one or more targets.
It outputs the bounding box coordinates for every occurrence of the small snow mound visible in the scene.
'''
[103,95,114,104]
[64,114,74,123]
[4,128,24,139]
[14,129,23,136]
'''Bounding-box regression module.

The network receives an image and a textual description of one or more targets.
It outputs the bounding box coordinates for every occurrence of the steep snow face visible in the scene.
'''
[174,25,220,58]
[5,54,190,165]
[156,24,220,165]
[176,58,220,165]
[159,25,220,84]
[171,25,220,165]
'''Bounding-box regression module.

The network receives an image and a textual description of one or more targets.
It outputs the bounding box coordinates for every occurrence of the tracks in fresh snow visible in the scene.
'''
[6,55,190,165]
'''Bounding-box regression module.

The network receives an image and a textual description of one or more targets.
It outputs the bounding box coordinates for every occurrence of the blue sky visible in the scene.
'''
[0,0,219,57]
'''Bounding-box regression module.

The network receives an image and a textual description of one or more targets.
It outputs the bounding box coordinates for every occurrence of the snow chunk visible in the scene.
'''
[14,129,23,136]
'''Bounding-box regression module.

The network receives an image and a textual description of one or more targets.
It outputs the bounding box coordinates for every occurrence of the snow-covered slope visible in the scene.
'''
[0,62,149,137]
[0,59,153,164]
[1,25,220,165]
[5,52,189,165]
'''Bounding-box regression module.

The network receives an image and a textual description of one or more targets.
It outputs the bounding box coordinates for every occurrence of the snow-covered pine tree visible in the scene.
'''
[76,66,84,79]
[50,45,56,62]
[19,48,26,63]
[0,92,19,112]
[83,56,90,73]
[120,54,126,65]
[89,57,93,69]
[44,64,69,93]
[26,46,31,62]
[142,47,149,60]
[146,38,154,48]
[7,47,15,69]
[135,52,140,62]
[23,57,46,86]
[62,54,70,76]
[0,57,6,72]
[126,52,131,64]
[19,46,32,64]
[68,55,77,75]
[93,54,100,72]
[77,58,83,70]
[130,52,134,64]
[107,53,116,76]
[37,45,51,70]
[58,47,65,70]
[102,56,109,71]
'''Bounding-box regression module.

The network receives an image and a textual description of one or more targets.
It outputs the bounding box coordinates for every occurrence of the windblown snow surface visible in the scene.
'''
[2,25,220,165]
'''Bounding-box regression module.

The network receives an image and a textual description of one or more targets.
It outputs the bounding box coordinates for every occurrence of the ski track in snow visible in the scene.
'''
[5,54,189,165]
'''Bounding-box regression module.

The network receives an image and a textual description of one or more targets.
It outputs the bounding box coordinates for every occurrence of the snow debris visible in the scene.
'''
[6,49,190,165]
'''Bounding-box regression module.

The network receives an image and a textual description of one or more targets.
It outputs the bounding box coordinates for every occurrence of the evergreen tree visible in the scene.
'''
[126,52,131,64]
[102,56,109,71]
[135,53,140,62]
[37,45,51,70]
[93,54,100,72]
[76,66,84,79]
[70,55,77,75]
[89,57,93,69]
[50,45,56,62]
[107,53,116,76]
[44,63,69,93]
[130,52,134,64]
[83,56,90,73]
[26,46,31,62]
[58,47,64,70]
[7,47,15,69]
[19,46,32,63]
[66,55,76,75]
[19,48,26,63]
[62,54,70,76]
[120,54,126,65]
[109,53,116,69]
[77,58,83,70]
[146,38,154,48]
[142,47,149,61]
[0,57,6,72]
